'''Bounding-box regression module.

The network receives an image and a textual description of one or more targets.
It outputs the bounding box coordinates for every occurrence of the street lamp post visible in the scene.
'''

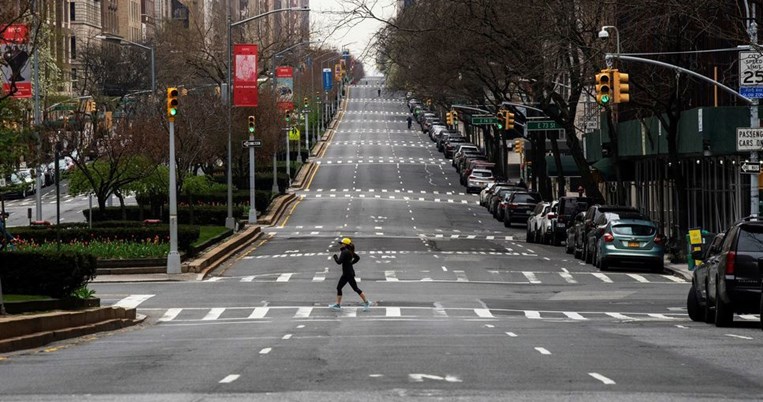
[225,5,310,230]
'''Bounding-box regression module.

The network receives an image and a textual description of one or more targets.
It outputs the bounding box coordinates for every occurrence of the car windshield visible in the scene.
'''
[513,193,541,203]
[736,225,763,252]
[471,170,492,178]
[563,198,590,215]
[612,224,656,236]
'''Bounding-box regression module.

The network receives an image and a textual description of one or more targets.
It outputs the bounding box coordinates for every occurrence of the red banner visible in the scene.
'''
[233,44,258,107]
[1,23,32,98]
[275,66,294,111]
[1,24,29,44]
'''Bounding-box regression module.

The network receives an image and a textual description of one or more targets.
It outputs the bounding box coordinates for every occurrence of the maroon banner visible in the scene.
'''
[233,44,258,107]
[275,66,294,111]
[1,23,32,98]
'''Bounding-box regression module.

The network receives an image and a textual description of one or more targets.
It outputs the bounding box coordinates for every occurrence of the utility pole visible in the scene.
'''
[749,14,759,217]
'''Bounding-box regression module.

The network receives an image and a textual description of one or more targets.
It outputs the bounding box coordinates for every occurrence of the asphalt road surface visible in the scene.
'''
[1,79,762,401]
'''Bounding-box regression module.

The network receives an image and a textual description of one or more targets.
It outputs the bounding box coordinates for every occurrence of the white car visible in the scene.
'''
[466,168,495,193]
[538,200,559,244]
[526,202,550,243]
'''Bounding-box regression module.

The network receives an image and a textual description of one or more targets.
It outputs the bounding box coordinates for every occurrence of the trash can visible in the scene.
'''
[686,229,713,271]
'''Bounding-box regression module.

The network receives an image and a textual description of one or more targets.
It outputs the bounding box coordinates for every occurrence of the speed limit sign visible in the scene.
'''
[739,51,763,98]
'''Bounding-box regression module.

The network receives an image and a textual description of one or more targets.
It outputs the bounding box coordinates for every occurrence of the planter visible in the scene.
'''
[3,297,101,314]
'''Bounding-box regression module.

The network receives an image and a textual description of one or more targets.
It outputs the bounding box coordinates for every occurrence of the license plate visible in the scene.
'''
[627,241,639,248]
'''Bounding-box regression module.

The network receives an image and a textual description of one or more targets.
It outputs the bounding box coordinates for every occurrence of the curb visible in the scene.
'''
[665,263,692,282]
[257,193,297,226]
[290,161,317,189]
[190,225,263,279]
[0,306,142,354]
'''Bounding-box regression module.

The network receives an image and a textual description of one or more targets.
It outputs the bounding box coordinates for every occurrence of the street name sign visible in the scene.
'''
[736,127,763,151]
[471,115,499,125]
[739,51,763,99]
[740,162,761,174]
[242,139,263,148]
[527,120,562,131]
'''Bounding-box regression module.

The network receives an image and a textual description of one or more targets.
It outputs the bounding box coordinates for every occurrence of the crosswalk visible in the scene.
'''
[203,270,687,285]
[315,158,449,165]
[140,305,761,323]
[261,231,514,240]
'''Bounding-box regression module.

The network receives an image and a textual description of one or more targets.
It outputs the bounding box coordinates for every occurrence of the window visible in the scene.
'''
[69,2,75,20]
[70,36,76,59]
[71,68,77,86]
[736,225,763,252]
[612,225,656,236]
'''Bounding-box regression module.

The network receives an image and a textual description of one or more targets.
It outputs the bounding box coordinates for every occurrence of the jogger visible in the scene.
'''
[329,237,370,311]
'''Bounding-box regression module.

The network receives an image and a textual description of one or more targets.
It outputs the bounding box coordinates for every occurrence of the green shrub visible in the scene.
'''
[82,205,250,226]
[12,225,201,252]
[0,251,97,298]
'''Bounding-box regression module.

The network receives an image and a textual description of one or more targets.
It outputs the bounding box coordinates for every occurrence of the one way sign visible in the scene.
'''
[740,161,760,174]
[242,139,263,148]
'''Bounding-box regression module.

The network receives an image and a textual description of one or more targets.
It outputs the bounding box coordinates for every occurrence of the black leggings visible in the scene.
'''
[337,275,362,296]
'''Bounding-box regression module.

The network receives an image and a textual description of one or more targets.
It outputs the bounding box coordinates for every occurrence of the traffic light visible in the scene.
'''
[446,111,453,125]
[248,115,255,133]
[452,110,458,123]
[496,110,505,130]
[514,139,524,154]
[303,97,309,109]
[595,69,612,106]
[285,111,291,124]
[505,111,515,130]
[166,87,179,120]
[613,70,630,103]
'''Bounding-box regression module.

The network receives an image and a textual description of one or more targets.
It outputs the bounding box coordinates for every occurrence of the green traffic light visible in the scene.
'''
[170,108,177,116]
[601,95,610,104]
[497,123,503,130]
[248,127,255,133]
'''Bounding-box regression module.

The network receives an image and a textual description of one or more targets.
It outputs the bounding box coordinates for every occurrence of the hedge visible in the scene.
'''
[0,251,97,298]
[12,225,201,252]
[82,205,249,226]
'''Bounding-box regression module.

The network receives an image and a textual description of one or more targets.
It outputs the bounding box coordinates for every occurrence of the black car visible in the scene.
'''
[566,211,587,255]
[687,233,725,324]
[688,217,763,328]
[503,191,542,227]
[551,196,592,246]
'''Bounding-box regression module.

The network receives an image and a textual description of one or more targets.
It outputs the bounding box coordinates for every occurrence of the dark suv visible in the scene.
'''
[503,191,542,227]
[689,217,763,328]
[550,196,591,246]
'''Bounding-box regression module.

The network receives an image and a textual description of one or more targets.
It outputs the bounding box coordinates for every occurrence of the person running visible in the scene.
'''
[407,115,413,130]
[329,237,371,312]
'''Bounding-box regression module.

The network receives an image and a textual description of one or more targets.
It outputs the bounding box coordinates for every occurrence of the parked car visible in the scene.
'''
[691,217,763,327]
[584,209,646,265]
[502,191,541,229]
[466,168,496,193]
[480,183,514,207]
[579,205,641,263]
[538,200,559,244]
[527,201,551,243]
[487,186,519,217]
[436,131,461,152]
[443,137,469,158]
[566,211,587,255]
[551,196,592,246]
[496,188,525,222]
[427,123,448,140]
[452,145,480,166]
[461,160,494,186]
[457,153,487,174]
[687,233,725,323]
[593,218,665,272]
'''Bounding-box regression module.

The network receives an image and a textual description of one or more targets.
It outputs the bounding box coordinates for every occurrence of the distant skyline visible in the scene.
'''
[310,0,397,76]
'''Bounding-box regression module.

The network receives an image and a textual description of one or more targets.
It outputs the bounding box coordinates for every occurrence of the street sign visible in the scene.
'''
[242,139,263,148]
[471,115,499,125]
[736,127,763,151]
[527,120,562,131]
[740,161,761,174]
[739,51,763,99]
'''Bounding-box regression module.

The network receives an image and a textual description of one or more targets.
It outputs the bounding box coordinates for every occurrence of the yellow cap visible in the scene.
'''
[339,237,352,245]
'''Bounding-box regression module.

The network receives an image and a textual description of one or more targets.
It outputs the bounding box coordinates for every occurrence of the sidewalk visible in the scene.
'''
[665,260,693,282]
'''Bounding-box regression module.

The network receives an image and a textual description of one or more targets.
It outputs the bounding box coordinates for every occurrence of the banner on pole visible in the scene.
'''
[1,23,32,98]
[276,66,294,111]
[233,44,258,107]
[322,68,333,91]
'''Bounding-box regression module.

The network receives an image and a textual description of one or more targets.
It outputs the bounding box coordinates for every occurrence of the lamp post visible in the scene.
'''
[225,5,310,230]
[95,34,155,94]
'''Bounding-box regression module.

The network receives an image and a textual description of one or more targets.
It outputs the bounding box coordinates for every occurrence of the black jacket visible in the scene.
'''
[333,246,360,277]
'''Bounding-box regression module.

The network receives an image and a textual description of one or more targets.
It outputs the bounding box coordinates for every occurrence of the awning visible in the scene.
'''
[590,157,635,181]
[545,155,581,177]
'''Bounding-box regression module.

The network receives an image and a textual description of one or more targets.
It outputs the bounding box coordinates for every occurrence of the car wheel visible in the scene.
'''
[714,284,734,327]
[687,284,703,322]
[599,255,609,271]
[652,259,664,273]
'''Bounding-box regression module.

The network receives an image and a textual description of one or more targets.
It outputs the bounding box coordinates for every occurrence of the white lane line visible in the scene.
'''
[219,374,240,384]
[606,312,634,320]
[202,308,225,321]
[454,270,469,282]
[294,307,313,318]
[543,257,551,261]
[627,274,650,283]
[282,334,293,340]
[739,314,759,320]
[276,273,293,282]
[114,294,155,309]
[524,310,542,319]
[563,312,588,320]
[662,275,686,283]
[159,308,182,322]
[534,347,551,355]
[297,325,305,329]
[592,273,613,283]
[342,307,358,318]
[589,372,616,385]
[505,332,517,337]
[433,304,448,317]
[386,307,402,317]
[522,272,541,284]
[259,348,272,354]
[441,266,448,272]
[725,334,754,340]
[474,309,494,318]
[312,272,326,282]
[385,270,399,281]
[559,272,577,283]
[241,276,255,282]
[248,307,269,319]
[647,314,673,320]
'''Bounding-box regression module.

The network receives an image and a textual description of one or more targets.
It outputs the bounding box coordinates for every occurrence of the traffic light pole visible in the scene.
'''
[305,111,310,154]
[248,131,257,224]
[167,120,181,274]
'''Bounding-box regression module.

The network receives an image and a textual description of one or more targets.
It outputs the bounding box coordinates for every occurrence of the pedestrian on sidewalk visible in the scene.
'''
[407,115,413,130]
[377,88,381,97]
[0,212,15,251]
[329,237,371,312]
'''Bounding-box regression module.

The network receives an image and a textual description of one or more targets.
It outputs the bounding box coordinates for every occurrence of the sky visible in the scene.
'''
[309,0,397,76]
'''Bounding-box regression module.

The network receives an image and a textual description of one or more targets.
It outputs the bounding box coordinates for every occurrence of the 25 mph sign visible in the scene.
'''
[736,127,763,151]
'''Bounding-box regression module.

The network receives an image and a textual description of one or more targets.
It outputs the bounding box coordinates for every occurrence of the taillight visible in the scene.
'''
[653,234,664,244]
[508,203,518,209]
[725,251,736,275]
[603,233,614,242]
[468,175,476,180]
[547,213,556,219]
